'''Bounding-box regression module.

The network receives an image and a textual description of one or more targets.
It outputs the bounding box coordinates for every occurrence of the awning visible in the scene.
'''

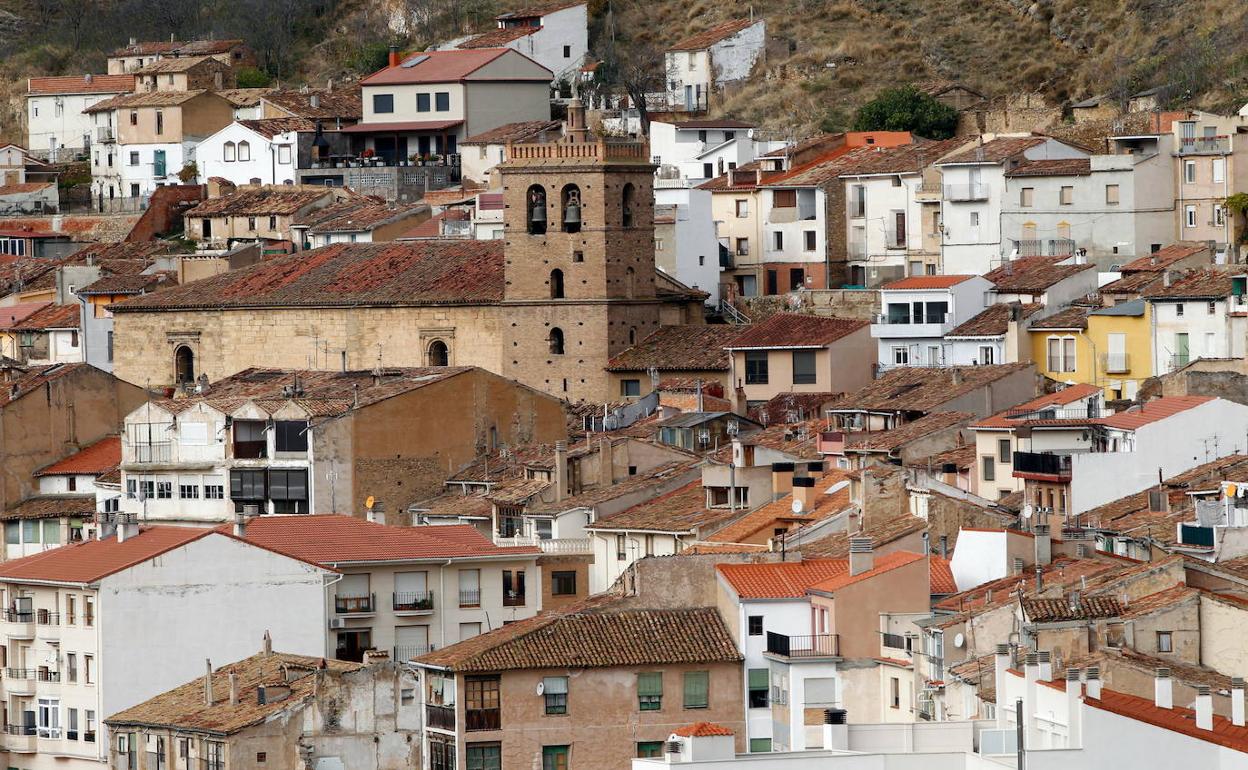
[340,120,464,134]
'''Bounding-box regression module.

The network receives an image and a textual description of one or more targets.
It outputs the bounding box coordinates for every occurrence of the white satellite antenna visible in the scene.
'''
[791,498,804,515]
[1021,503,1034,519]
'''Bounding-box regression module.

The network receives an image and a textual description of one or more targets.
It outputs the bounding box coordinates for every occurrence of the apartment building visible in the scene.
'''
[413,600,745,770]
[25,75,134,160]
[942,301,1042,366]
[0,522,331,769]
[1171,112,1248,254]
[230,514,542,662]
[605,324,740,400]
[871,275,993,370]
[1144,269,1248,375]
[650,119,758,184]
[106,39,256,75]
[664,19,765,112]
[451,1,588,82]
[117,367,566,523]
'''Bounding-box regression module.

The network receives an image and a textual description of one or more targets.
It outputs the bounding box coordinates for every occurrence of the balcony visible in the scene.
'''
[35,670,60,683]
[393,592,434,613]
[4,724,36,753]
[503,591,526,608]
[1177,136,1230,155]
[1169,353,1192,371]
[129,442,171,463]
[492,535,593,554]
[394,644,434,662]
[915,181,943,200]
[425,703,456,731]
[1011,238,1075,258]
[2,608,35,638]
[1101,352,1131,373]
[334,593,375,615]
[465,707,501,731]
[232,440,267,460]
[1012,451,1072,481]
[944,183,990,202]
[847,241,867,261]
[1003,405,1100,421]
[871,314,953,338]
[458,589,481,608]
[765,631,840,659]
[96,126,115,143]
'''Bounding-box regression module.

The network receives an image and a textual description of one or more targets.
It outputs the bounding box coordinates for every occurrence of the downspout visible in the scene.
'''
[439,559,451,651]
[322,572,344,659]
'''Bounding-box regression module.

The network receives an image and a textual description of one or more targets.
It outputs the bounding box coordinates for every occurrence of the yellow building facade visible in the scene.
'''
[1028,299,1151,399]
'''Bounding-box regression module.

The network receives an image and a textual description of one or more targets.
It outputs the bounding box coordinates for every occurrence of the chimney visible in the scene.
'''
[951,368,963,387]
[85,73,93,84]
[1085,666,1102,699]
[822,708,848,751]
[1233,677,1245,727]
[771,462,794,500]
[204,659,214,705]
[994,644,1011,729]
[941,462,958,486]
[922,531,930,555]
[310,93,321,109]
[1033,524,1052,566]
[116,513,139,543]
[849,537,874,575]
[232,511,247,538]
[1024,653,1040,747]
[598,437,614,487]
[792,476,818,513]
[388,45,400,67]
[1066,668,1082,748]
[554,441,569,500]
[1153,668,1172,709]
[1196,685,1214,731]
[727,168,735,187]
[939,534,948,559]
[367,499,386,526]
[1034,565,1044,593]
[262,630,272,655]
[1038,650,1053,682]
[1163,270,1173,288]
[229,672,239,706]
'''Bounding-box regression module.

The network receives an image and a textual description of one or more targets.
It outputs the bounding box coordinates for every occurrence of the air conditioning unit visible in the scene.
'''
[328,618,346,629]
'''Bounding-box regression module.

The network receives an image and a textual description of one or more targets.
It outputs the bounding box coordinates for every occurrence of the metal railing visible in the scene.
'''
[97,126,114,142]
[425,703,456,730]
[874,313,949,325]
[36,670,60,682]
[1012,238,1075,257]
[1169,353,1192,370]
[334,593,375,613]
[394,644,433,661]
[393,592,434,612]
[1012,451,1073,477]
[130,442,172,463]
[458,589,481,607]
[1003,405,1100,420]
[944,183,990,201]
[2,608,33,623]
[4,724,35,735]
[1101,352,1131,373]
[503,591,525,607]
[1178,136,1230,155]
[882,632,911,651]
[36,610,58,626]
[5,668,34,679]
[465,707,501,731]
[765,631,840,658]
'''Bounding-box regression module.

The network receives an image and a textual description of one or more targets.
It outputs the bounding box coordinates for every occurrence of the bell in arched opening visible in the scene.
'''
[527,186,547,235]
[562,186,581,233]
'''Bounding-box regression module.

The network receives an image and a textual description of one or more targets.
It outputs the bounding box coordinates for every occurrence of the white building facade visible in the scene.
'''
[871,276,993,369]
[195,121,300,186]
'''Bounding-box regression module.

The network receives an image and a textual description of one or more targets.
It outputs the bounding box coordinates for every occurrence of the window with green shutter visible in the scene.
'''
[683,670,709,709]
[637,672,663,711]
[747,668,769,708]
[636,742,664,758]
[749,738,772,753]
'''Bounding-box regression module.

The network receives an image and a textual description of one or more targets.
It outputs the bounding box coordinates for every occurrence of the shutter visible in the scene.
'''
[542,676,568,695]
[748,668,768,689]
[773,189,797,208]
[683,671,708,707]
[637,672,663,696]
[339,574,369,595]
[394,572,427,594]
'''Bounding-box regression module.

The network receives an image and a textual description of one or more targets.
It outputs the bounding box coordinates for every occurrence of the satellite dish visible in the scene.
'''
[365,495,375,510]
[536,681,545,695]
[1227,484,1239,498]
[791,498,804,514]
[1021,504,1033,519]
[953,633,965,649]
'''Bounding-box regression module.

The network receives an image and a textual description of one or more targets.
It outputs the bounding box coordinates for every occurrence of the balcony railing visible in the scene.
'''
[5,668,34,679]
[1178,136,1230,155]
[492,536,593,554]
[36,670,60,682]
[426,703,456,730]
[882,632,911,651]
[503,592,526,608]
[35,610,58,626]
[334,593,375,614]
[2,608,33,623]
[394,644,433,661]
[1169,353,1192,370]
[765,631,840,658]
[458,590,481,608]
[1101,352,1131,373]
[1012,451,1072,479]
[465,707,501,731]
[885,227,908,250]
[232,440,267,459]
[199,759,224,770]
[129,442,172,463]
[1003,405,1100,421]
[944,183,990,201]
[4,724,35,736]
[393,592,434,612]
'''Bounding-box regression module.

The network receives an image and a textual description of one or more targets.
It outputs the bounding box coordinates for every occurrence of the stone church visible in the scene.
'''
[110,106,706,403]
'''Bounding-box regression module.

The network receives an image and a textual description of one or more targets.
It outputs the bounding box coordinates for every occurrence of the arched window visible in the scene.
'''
[621,183,635,227]
[624,266,635,299]
[427,340,449,366]
[628,327,637,345]
[550,268,564,299]
[174,345,195,384]
[238,141,251,162]
[526,185,547,235]
[549,327,565,355]
[223,141,236,162]
[561,184,582,233]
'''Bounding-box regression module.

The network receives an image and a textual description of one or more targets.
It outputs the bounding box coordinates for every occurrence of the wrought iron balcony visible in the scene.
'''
[393,592,434,612]
[765,631,840,658]
[334,593,375,614]
[1012,451,1072,480]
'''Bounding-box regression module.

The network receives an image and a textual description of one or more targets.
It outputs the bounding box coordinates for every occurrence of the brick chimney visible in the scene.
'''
[388,45,400,67]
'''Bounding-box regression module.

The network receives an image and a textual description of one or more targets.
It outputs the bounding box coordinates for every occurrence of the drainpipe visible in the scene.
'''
[439,559,451,651]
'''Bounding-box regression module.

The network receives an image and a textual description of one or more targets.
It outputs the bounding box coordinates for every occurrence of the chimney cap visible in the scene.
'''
[848,536,873,553]
[771,461,795,472]
[995,643,1010,655]
[1155,667,1171,678]
[1198,684,1212,696]
[1086,666,1100,679]
[1066,667,1081,680]
[793,476,816,488]
[1234,677,1246,688]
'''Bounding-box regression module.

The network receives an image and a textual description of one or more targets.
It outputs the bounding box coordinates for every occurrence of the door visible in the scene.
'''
[894,210,907,248]
[335,630,371,662]
[394,571,429,610]
[684,85,694,111]
[765,269,778,295]
[1175,333,1190,368]
[152,150,166,177]
[202,218,212,238]
[968,167,982,198]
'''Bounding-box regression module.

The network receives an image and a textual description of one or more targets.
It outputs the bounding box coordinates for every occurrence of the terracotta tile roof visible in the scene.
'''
[947,303,1044,337]
[939,136,1047,165]
[215,88,273,107]
[10,302,78,331]
[416,600,741,671]
[717,558,855,599]
[584,479,734,533]
[725,313,866,349]
[110,40,182,57]
[459,26,538,48]
[111,241,504,312]
[797,513,927,558]
[716,419,823,461]
[762,147,865,188]
[1022,595,1123,622]
[971,383,1102,429]
[1082,455,1248,528]
[1028,305,1090,329]
[1005,158,1092,177]
[1116,582,1196,618]
[107,651,361,734]
[169,39,246,56]
[669,19,757,51]
[930,557,957,593]
[0,301,50,330]
[36,436,120,476]
[985,256,1095,294]
[28,74,134,95]
[84,90,209,112]
[696,160,784,192]
[844,412,975,454]
[496,0,585,18]
[660,118,756,130]
[261,87,363,121]
[536,460,699,515]
[749,392,843,425]
[133,55,222,74]
[808,551,926,593]
[1144,268,1236,299]
[295,197,427,234]
[236,117,316,139]
[1101,271,1162,295]
[362,49,549,86]
[69,241,178,262]
[79,271,177,296]
[226,515,538,564]
[1085,688,1248,753]
[0,495,96,521]
[709,470,853,544]
[882,275,977,290]
[675,722,734,737]
[826,364,1033,414]
[0,526,217,584]
[462,119,562,146]
[932,556,1124,615]
[411,491,495,520]
[606,324,740,372]
[1099,396,1213,430]
[0,182,53,195]
[187,187,332,217]
[1120,243,1207,272]
[837,139,964,176]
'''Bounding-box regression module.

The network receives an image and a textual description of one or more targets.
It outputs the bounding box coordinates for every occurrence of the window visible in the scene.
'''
[373,94,394,113]
[84,652,94,683]
[890,676,901,708]
[548,327,564,355]
[459,569,481,607]
[277,144,291,164]
[1047,336,1076,372]
[38,698,60,738]
[223,142,236,162]
[543,676,568,714]
[205,482,224,499]
[84,598,94,627]
[982,456,995,481]
[1208,300,1218,315]
[268,215,277,230]
[248,216,258,231]
[1105,184,1120,205]
[1185,205,1197,228]
[435,92,450,111]
[466,743,501,770]
[465,675,501,730]
[156,481,172,499]
[683,670,709,709]
[637,742,664,758]
[748,615,763,636]
[179,484,199,499]
[620,379,640,397]
[1215,206,1226,227]
[772,231,783,251]
[969,211,980,227]
[998,438,1012,464]
[563,44,571,58]
[66,595,75,625]
[85,710,95,742]
[1176,302,1185,317]
[429,735,456,770]
[129,110,137,125]
[268,469,308,513]
[551,571,577,596]
[744,351,768,384]
[67,707,78,740]
[804,230,817,251]
[1214,157,1226,184]
[238,140,250,161]
[749,738,772,753]
[275,421,308,453]
[735,199,749,218]
[735,237,749,255]
[417,93,430,112]
[1184,160,1196,183]
[1157,631,1173,653]
[792,350,816,385]
[1020,187,1034,207]
[542,746,569,770]
[155,110,163,135]
[128,151,139,166]
[748,668,769,708]
[502,569,525,606]
[67,653,77,682]
[230,469,266,500]
[979,345,995,364]
[637,672,662,710]
[773,189,797,208]
[893,346,909,366]
[1059,186,1073,205]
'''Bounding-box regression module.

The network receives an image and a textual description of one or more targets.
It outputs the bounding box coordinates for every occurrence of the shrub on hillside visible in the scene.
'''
[851,85,959,139]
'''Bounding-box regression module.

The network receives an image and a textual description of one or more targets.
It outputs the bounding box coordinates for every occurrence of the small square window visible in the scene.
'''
[1157,631,1173,653]
[747,615,763,636]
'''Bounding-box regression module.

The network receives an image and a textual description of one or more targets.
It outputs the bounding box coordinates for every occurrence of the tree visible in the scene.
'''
[852,85,959,140]
[235,66,272,88]
[595,36,664,136]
